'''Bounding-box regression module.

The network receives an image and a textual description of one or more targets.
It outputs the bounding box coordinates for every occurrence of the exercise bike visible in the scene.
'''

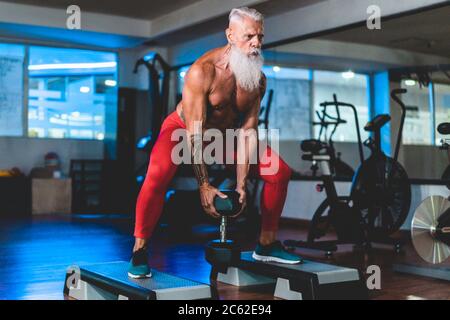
[285,89,411,255]
[351,89,411,243]
[311,94,359,179]
[134,52,172,185]
[393,122,450,281]
[439,123,450,189]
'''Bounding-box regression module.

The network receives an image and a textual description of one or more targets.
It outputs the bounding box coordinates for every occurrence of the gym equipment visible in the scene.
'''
[284,98,366,254]
[204,193,366,300]
[64,262,214,300]
[284,139,366,255]
[208,251,367,300]
[134,52,171,142]
[285,89,410,255]
[258,89,274,129]
[393,196,450,281]
[439,122,450,188]
[410,196,450,264]
[311,94,360,179]
[351,89,411,240]
[134,52,172,185]
[205,191,242,268]
[393,122,450,281]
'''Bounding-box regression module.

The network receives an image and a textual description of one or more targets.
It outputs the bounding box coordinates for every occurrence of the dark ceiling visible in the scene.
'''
[320,4,450,57]
[1,0,202,19]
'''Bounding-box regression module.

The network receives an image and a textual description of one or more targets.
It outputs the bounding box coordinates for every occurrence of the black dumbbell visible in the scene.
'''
[205,190,242,270]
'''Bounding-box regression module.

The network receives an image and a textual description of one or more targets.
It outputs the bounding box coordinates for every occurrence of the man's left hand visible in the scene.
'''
[232,186,247,218]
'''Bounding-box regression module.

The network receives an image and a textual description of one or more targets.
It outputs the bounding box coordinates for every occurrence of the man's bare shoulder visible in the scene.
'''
[187,61,215,80]
[184,63,214,94]
[184,48,225,90]
[196,46,225,64]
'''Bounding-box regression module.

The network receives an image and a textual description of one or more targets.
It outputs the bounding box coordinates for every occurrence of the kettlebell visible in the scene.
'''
[205,190,242,271]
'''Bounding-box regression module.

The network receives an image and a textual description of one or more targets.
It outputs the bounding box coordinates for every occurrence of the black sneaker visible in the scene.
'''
[128,248,152,278]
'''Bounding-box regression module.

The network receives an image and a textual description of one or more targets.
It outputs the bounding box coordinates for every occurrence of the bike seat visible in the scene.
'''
[364,114,391,132]
[301,139,328,153]
[438,122,450,135]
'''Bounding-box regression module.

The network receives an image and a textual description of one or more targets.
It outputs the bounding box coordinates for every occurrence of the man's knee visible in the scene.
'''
[260,159,292,184]
[277,160,292,183]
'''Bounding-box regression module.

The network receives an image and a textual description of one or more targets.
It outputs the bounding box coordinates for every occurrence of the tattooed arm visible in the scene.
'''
[181,62,226,218]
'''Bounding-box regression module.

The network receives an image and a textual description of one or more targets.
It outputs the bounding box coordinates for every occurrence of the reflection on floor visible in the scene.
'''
[0,214,449,300]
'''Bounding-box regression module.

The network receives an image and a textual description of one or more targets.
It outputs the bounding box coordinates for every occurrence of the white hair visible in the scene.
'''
[229,7,264,24]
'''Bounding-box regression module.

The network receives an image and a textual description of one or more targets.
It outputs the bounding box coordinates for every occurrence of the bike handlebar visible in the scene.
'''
[390,88,408,161]
[390,89,407,113]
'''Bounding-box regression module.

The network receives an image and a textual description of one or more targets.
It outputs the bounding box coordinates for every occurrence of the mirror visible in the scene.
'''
[261,4,450,179]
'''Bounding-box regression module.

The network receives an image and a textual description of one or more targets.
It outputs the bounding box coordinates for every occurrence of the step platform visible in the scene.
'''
[393,263,450,281]
[212,251,367,300]
[64,261,214,300]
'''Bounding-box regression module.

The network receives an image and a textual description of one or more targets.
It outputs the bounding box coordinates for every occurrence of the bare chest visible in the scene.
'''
[208,75,258,113]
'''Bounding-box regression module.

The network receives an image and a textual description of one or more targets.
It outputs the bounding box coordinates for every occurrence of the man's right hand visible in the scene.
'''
[199,184,227,218]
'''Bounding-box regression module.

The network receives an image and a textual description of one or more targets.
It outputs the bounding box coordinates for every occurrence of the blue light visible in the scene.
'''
[165,189,176,201]
[137,135,151,149]
[143,52,156,62]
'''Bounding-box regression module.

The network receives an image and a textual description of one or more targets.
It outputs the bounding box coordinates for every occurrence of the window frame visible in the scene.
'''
[400,79,450,147]
[0,39,119,141]
[432,81,450,146]
[311,68,371,144]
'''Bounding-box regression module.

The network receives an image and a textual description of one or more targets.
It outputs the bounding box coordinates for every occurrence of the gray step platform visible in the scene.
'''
[393,263,450,281]
[64,261,214,300]
[212,251,367,300]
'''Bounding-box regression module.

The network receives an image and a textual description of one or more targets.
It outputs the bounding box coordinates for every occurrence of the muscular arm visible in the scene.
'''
[236,74,267,189]
[181,63,214,186]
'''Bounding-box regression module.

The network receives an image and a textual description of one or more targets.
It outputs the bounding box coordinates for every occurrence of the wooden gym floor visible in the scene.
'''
[0,214,449,300]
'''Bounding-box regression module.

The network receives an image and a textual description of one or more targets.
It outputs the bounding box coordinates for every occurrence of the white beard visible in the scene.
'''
[229,45,263,92]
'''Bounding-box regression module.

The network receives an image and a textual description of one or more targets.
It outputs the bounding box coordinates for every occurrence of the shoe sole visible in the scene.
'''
[252,252,302,264]
[127,272,152,279]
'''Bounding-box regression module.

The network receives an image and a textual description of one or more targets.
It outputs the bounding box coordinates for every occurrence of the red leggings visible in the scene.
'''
[134,111,292,239]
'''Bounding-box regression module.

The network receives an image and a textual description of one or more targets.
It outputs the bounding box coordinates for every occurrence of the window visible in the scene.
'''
[262,65,311,141]
[313,70,369,142]
[401,81,432,145]
[27,46,118,140]
[0,43,25,136]
[434,83,450,144]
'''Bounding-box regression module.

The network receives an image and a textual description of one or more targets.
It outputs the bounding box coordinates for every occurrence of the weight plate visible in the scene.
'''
[411,195,450,264]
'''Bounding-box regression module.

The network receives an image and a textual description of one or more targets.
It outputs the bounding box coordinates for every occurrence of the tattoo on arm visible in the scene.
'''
[190,134,209,186]
[180,109,185,122]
